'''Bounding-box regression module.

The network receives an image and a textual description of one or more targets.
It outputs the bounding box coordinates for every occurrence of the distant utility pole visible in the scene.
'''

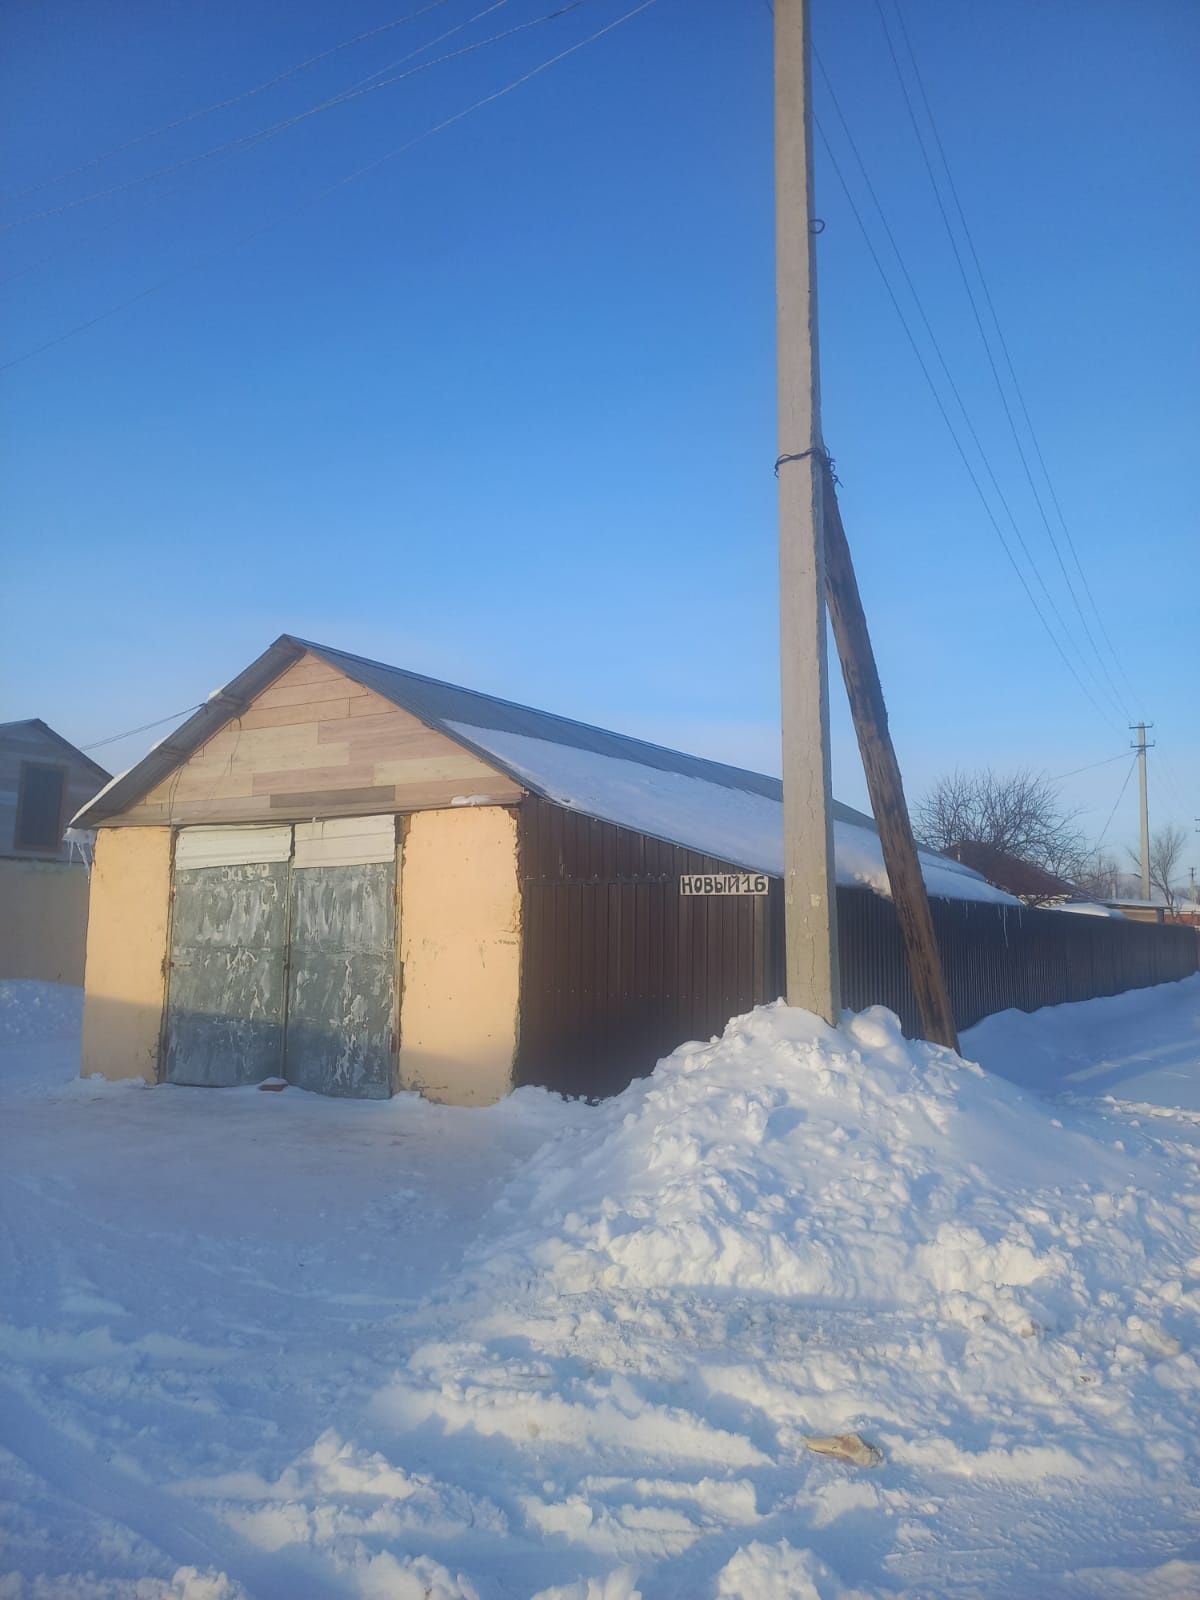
[774,0,840,1021]
[1130,722,1155,900]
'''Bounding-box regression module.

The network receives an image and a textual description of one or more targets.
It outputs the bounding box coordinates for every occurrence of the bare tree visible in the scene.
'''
[1128,822,1188,911]
[915,768,1087,878]
[1074,849,1123,901]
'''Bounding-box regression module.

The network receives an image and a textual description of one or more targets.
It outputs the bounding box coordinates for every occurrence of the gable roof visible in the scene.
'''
[942,841,1081,903]
[0,718,111,782]
[72,635,1013,905]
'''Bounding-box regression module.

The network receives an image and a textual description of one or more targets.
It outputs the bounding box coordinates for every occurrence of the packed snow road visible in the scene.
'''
[2,976,1199,1599]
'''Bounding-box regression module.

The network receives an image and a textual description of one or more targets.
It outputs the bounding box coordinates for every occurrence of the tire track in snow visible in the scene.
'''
[0,1380,347,1600]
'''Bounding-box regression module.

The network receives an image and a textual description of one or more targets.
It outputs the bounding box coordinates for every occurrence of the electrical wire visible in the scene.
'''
[761,0,1122,731]
[0,0,660,376]
[812,117,1119,734]
[1093,756,1138,849]
[1156,745,1194,819]
[82,704,206,752]
[886,0,1142,716]
[1,0,535,233]
[0,0,455,205]
[813,49,1124,729]
[1049,752,1130,782]
[0,0,530,289]
[874,0,1132,726]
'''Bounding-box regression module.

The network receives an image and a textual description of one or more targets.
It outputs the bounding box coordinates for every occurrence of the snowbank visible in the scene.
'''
[965,973,1200,1110]
[4,978,1200,1596]
[365,990,1200,1594]
[465,1005,1128,1318]
[0,978,81,1045]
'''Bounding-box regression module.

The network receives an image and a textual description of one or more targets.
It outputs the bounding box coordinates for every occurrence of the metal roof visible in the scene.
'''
[303,639,878,831]
[73,633,877,832]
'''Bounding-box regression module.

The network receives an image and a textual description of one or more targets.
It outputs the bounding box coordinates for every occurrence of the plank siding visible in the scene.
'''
[0,722,108,860]
[109,652,522,826]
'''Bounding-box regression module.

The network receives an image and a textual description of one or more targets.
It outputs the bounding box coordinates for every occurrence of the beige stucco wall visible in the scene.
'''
[81,827,172,1083]
[0,857,91,984]
[398,806,521,1105]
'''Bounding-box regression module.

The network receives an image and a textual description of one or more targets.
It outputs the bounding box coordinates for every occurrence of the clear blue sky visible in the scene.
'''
[1,0,1195,879]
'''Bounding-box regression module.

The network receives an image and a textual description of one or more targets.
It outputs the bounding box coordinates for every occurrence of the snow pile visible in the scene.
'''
[967,975,1200,1110]
[473,1005,1115,1321]
[5,978,1200,1596]
[368,995,1200,1595]
[0,979,84,1101]
[0,978,81,1045]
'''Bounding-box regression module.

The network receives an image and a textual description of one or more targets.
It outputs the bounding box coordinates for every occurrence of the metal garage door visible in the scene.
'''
[284,818,397,1099]
[164,826,292,1087]
[163,819,397,1097]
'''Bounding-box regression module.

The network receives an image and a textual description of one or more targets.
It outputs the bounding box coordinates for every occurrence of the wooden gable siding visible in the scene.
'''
[109,653,523,826]
[0,723,106,860]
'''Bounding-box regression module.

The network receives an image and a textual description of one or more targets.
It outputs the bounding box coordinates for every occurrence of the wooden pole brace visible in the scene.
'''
[821,467,960,1052]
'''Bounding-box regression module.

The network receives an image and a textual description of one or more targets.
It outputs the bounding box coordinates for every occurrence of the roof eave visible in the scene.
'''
[2,717,112,784]
[70,636,308,828]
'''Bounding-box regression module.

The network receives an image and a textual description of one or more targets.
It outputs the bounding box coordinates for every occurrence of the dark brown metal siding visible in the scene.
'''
[517,797,778,1097]
[835,890,1198,1036]
[517,798,1198,1098]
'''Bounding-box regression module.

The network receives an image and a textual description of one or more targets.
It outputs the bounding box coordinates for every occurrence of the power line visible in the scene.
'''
[0,0,526,291]
[1,0,534,233]
[0,0,455,205]
[1049,752,1129,782]
[886,0,1142,716]
[0,0,660,376]
[813,49,1125,729]
[82,704,206,752]
[1156,744,1193,818]
[1094,756,1138,849]
[874,0,1131,726]
[812,117,1119,733]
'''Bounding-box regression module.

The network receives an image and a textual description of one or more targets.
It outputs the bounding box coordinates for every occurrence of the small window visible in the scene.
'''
[16,762,67,851]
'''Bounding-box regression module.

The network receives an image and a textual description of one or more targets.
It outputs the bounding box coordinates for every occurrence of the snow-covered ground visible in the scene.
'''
[2,977,1199,1600]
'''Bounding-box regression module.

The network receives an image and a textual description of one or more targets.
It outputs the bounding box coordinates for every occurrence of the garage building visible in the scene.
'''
[70,635,1069,1104]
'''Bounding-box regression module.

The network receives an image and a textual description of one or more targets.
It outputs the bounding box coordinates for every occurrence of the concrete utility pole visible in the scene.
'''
[775,0,840,1021]
[1131,722,1154,900]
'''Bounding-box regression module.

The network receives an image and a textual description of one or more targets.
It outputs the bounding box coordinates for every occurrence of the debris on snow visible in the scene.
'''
[802,1434,885,1468]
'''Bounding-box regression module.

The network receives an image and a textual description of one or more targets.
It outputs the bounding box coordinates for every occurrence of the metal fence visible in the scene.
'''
[831,887,1198,1037]
[517,798,1199,1097]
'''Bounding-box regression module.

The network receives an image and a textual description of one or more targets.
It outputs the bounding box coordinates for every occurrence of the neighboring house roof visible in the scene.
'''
[0,719,110,783]
[1052,900,1127,920]
[72,635,1014,906]
[941,840,1081,903]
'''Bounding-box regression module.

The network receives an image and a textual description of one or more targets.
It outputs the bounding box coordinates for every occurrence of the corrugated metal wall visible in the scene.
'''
[834,890,1198,1036]
[517,797,1198,1098]
[517,797,778,1097]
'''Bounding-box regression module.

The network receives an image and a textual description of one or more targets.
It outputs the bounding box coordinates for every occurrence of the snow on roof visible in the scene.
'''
[71,635,1013,905]
[447,722,1016,905]
[1050,900,1127,919]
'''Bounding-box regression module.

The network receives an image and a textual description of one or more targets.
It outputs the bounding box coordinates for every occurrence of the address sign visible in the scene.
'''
[680,872,769,897]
